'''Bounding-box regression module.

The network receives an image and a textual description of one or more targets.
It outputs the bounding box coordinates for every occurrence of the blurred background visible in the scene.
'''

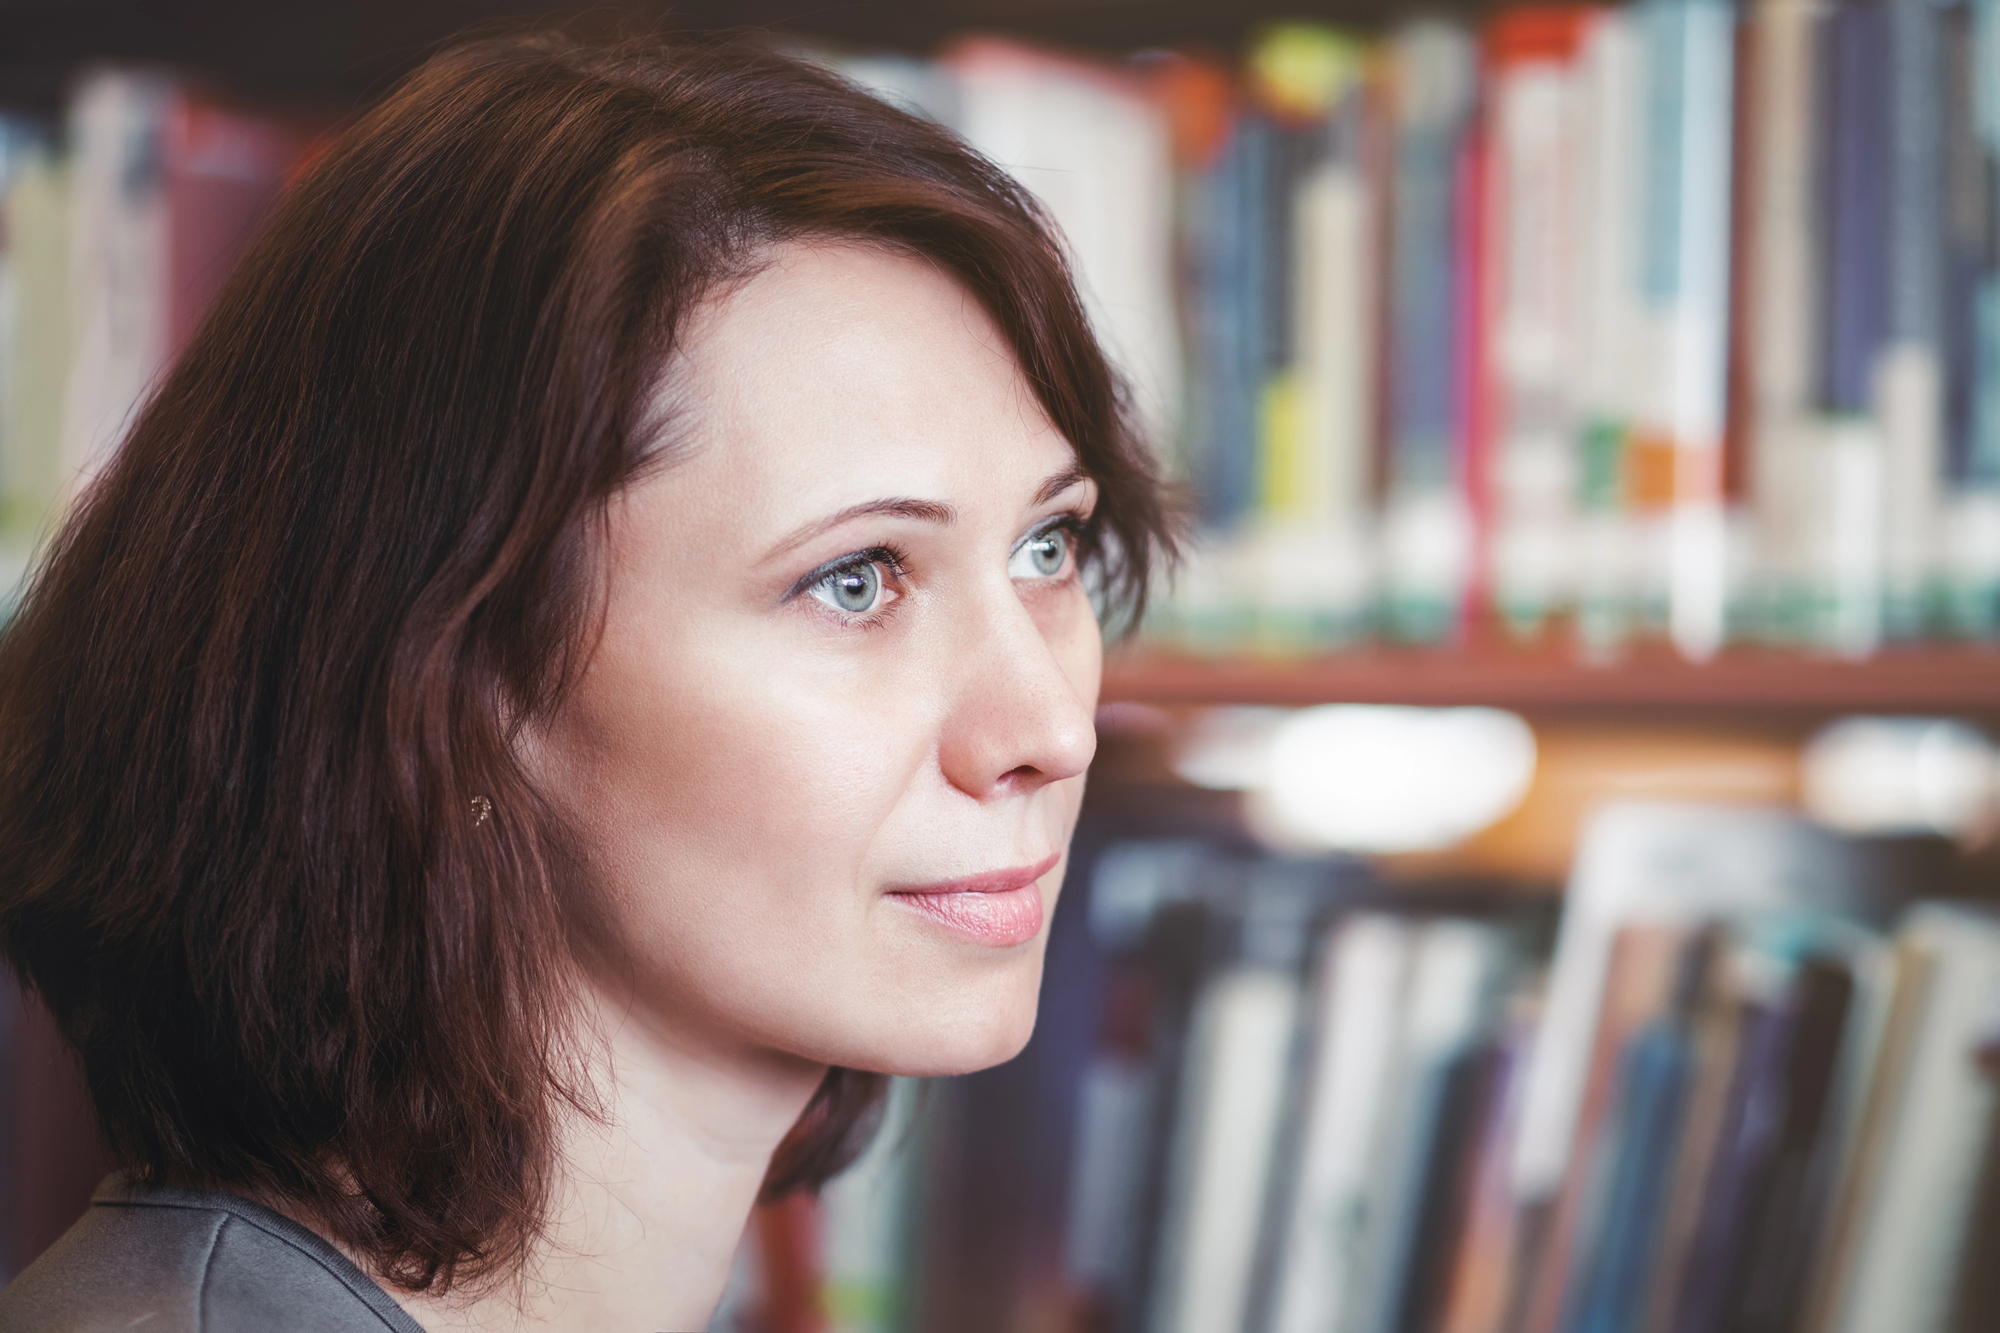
[3,1,2000,1331]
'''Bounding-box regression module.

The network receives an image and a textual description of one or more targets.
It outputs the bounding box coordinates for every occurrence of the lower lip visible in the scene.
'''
[887,876,1049,948]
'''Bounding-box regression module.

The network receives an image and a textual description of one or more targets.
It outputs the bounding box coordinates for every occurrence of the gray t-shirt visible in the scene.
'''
[0,1175,427,1332]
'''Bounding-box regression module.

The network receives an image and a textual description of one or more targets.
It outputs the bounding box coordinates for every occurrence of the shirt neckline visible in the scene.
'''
[92,1173,430,1333]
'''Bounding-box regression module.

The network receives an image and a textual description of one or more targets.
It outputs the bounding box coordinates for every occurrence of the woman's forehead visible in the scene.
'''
[654,242,1075,524]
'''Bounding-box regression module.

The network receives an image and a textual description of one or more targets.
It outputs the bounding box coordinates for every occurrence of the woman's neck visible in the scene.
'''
[390,980,828,1333]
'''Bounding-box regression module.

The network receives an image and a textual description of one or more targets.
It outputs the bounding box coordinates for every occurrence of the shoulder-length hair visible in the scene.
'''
[0,32,1173,1293]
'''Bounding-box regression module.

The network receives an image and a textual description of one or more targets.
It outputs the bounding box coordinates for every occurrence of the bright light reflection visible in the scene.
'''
[1802,716,1998,840]
[1166,703,1540,854]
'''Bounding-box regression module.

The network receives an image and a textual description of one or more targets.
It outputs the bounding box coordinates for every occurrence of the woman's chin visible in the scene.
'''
[841,989,1044,1079]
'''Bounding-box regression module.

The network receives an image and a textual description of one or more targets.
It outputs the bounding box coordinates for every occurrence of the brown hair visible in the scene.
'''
[0,32,1173,1292]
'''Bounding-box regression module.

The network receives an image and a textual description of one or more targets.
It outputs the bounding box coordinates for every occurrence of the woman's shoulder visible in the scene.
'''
[0,1175,427,1333]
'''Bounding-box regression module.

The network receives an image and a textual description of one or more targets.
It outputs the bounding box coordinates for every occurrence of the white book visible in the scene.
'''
[1488,43,1586,635]
[1273,59,1378,642]
[1876,0,1947,637]
[1511,802,1876,1204]
[1570,10,1646,653]
[1744,0,1821,637]
[1150,965,1302,1333]
[1631,0,1737,659]
[1350,919,1510,1333]
[59,68,175,498]
[0,123,70,582]
[947,42,1182,462]
[1062,1048,1154,1302]
[1828,904,2000,1333]
[820,1078,921,1333]
[1268,915,1416,1333]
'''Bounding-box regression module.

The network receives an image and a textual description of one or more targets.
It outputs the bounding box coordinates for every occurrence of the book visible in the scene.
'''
[1569,8,1647,654]
[1379,20,1480,644]
[1740,0,1824,646]
[1482,7,1596,640]
[1877,0,1948,639]
[1940,0,2000,635]
[1631,0,1738,660]
[0,119,69,591]
[1513,802,1876,1207]
[1350,918,1512,1333]
[946,39,1182,462]
[1559,929,1715,1333]
[1240,25,1379,647]
[1267,913,1416,1333]
[1148,962,1302,1333]
[1823,903,2000,1333]
[59,71,311,500]
[819,1079,920,1333]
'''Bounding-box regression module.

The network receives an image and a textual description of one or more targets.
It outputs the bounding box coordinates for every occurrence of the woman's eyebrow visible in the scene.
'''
[767,497,956,560]
[1035,463,1092,506]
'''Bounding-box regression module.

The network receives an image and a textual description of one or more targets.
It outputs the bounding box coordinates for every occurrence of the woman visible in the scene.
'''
[0,30,1173,1332]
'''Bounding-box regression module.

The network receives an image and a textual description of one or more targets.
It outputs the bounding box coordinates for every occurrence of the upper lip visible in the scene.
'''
[888,851,1062,897]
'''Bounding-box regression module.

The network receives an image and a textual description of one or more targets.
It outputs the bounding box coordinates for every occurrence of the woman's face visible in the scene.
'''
[536,243,1101,1077]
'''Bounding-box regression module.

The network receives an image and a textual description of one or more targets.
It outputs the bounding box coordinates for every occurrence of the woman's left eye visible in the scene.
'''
[1009,527,1072,580]
[807,560,892,615]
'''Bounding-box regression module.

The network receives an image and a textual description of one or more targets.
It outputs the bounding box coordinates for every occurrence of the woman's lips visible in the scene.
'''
[885,851,1061,947]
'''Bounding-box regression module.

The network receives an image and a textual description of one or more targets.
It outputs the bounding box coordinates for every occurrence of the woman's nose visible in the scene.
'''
[934,587,1097,801]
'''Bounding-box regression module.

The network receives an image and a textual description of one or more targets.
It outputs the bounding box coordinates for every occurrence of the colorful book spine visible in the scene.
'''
[1943,0,2000,634]
[1242,25,1378,647]
[1741,0,1823,645]
[1571,9,1647,654]
[1149,964,1301,1333]
[1632,0,1738,660]
[0,120,69,571]
[1380,20,1480,644]
[1483,7,1596,639]
[1268,915,1413,1333]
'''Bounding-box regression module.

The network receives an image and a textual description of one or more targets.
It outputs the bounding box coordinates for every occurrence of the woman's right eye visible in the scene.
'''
[809,561,885,615]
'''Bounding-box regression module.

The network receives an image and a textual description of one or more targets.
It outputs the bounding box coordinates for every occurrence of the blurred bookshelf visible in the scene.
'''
[0,0,1464,109]
[1104,645,2000,712]
[7,2,2000,1332]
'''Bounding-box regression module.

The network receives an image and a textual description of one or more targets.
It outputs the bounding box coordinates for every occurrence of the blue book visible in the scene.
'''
[1941,0,1987,488]
[1190,118,1269,531]
[1560,931,1716,1333]
[1560,1012,1699,1333]
[1817,0,1892,413]
[1381,21,1476,643]
[1667,1000,1797,1333]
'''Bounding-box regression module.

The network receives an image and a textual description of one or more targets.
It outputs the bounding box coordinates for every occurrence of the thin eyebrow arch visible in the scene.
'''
[767,498,955,561]
[765,464,1093,564]
[1035,463,1092,507]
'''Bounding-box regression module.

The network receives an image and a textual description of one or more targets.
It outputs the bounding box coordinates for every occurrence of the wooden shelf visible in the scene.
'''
[1102,645,2000,714]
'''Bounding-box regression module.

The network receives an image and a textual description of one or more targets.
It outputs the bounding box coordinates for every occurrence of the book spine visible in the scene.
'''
[1944,0,2000,633]
[0,130,70,556]
[1571,11,1647,655]
[1744,0,1823,644]
[1878,0,1948,639]
[1280,36,1378,645]
[1381,21,1480,644]
[58,70,176,496]
[1149,966,1301,1333]
[1268,916,1412,1333]
[1633,0,1738,660]
[1484,9,1594,640]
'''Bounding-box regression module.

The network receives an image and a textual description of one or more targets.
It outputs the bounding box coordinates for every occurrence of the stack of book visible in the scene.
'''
[0,72,318,607]
[821,2,2000,661]
[8,8,1997,660]
[715,803,2000,1333]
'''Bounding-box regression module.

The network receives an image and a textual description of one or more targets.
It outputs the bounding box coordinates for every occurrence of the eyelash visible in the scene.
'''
[786,509,1091,628]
